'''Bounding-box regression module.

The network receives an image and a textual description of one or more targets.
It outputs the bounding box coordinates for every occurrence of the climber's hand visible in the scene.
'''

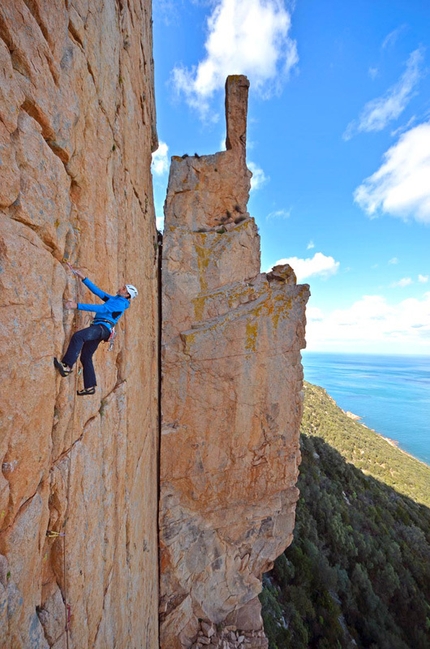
[66,262,86,280]
[64,300,77,309]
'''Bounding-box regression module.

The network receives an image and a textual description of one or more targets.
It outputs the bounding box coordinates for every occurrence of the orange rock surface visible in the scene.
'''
[0,1,159,647]
[160,77,310,649]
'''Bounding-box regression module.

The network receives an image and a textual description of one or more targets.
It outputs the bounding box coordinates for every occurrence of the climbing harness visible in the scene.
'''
[92,319,117,351]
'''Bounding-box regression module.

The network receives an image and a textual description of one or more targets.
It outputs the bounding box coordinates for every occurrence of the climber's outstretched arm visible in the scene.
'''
[64,300,109,314]
[82,278,113,301]
[65,262,113,301]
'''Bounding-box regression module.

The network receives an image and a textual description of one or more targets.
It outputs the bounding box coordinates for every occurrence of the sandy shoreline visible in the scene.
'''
[341,405,430,467]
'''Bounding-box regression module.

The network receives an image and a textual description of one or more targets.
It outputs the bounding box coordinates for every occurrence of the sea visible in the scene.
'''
[301,352,430,467]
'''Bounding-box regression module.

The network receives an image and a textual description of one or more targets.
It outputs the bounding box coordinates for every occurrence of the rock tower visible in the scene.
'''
[160,76,310,649]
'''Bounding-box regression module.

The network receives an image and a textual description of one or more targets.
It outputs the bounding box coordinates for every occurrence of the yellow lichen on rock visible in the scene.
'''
[245,321,258,352]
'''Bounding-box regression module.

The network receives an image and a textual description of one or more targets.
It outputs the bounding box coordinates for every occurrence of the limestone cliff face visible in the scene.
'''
[160,76,310,649]
[0,2,159,648]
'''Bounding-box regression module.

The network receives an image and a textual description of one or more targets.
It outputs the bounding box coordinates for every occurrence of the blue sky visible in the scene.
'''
[151,0,430,355]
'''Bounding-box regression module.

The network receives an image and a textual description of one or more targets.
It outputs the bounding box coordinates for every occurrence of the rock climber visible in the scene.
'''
[54,263,138,396]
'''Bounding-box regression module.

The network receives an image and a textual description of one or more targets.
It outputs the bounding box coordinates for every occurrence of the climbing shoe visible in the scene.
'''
[77,387,96,396]
[54,358,72,377]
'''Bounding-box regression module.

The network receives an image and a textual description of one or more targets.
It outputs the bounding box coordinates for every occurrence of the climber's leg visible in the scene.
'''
[54,358,72,376]
[79,325,110,389]
[61,325,103,370]
[77,387,96,396]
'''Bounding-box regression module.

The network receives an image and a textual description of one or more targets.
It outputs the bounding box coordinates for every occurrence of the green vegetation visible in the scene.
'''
[261,382,430,649]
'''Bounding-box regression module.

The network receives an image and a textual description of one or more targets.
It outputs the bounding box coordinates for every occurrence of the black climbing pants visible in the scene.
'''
[62,324,110,389]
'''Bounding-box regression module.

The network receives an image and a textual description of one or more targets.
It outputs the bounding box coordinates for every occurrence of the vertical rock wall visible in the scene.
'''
[160,76,310,649]
[0,2,159,648]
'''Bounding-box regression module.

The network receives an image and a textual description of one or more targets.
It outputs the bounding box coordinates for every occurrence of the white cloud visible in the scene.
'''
[391,277,413,287]
[267,208,291,220]
[382,25,407,50]
[390,115,416,137]
[368,67,378,80]
[354,120,430,222]
[306,305,324,321]
[388,257,399,264]
[306,292,430,354]
[248,161,268,191]
[151,141,169,176]
[154,0,180,27]
[344,48,424,139]
[172,0,298,115]
[418,274,429,283]
[271,252,340,281]
[307,240,315,249]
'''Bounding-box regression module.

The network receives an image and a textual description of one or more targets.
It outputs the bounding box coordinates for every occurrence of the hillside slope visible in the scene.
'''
[261,382,430,649]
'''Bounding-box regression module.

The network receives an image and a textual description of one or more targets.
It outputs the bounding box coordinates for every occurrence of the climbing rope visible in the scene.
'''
[44,260,82,646]
[45,521,71,647]
[49,258,118,645]
[46,425,73,647]
[63,442,72,648]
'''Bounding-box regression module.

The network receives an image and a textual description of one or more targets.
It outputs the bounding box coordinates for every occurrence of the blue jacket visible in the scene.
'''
[77,278,129,331]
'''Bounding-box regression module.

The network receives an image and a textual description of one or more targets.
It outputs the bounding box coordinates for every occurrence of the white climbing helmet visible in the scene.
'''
[126,284,138,300]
